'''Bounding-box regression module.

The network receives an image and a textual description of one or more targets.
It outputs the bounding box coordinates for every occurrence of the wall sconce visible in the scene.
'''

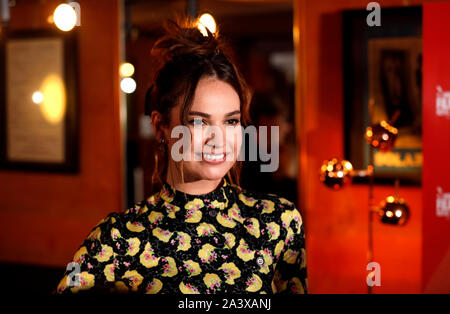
[53,2,80,32]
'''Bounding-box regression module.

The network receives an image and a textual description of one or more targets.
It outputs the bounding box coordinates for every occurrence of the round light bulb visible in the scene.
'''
[198,13,216,36]
[53,4,77,32]
[32,91,44,104]
[121,78,136,94]
[120,63,135,77]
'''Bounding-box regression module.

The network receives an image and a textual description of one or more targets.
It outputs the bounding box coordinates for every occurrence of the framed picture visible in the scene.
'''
[343,6,422,185]
[0,29,79,173]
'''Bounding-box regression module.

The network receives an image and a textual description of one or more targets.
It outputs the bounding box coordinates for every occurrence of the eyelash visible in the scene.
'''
[187,119,240,126]
[226,119,240,125]
[188,119,206,126]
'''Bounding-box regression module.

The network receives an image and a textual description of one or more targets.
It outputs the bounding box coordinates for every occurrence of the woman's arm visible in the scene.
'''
[272,208,308,294]
[55,213,121,294]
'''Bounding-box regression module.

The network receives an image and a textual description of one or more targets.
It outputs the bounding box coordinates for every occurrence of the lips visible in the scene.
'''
[192,149,234,164]
[203,153,225,162]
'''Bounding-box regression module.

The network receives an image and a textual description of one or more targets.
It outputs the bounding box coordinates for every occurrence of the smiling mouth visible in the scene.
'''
[202,153,225,162]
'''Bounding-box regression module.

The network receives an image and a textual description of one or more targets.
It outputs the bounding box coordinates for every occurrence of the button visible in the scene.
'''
[256,257,264,266]
[209,210,217,217]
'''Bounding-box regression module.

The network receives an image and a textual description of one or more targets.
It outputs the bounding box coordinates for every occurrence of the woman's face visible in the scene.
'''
[163,77,242,183]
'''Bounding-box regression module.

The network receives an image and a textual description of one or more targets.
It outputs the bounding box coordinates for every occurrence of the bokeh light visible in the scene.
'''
[120,63,135,78]
[53,4,77,32]
[198,13,216,36]
[32,91,44,104]
[121,77,136,94]
[40,74,66,124]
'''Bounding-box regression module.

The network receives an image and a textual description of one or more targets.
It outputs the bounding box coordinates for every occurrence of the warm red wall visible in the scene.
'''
[0,0,123,267]
[295,0,423,293]
[422,1,450,293]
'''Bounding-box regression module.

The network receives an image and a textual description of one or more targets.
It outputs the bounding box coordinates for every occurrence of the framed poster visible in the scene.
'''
[343,6,422,185]
[0,29,79,173]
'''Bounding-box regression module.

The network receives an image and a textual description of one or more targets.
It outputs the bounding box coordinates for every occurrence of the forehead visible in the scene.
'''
[190,78,240,114]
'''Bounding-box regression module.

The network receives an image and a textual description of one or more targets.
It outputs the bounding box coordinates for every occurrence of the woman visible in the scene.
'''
[56,16,307,294]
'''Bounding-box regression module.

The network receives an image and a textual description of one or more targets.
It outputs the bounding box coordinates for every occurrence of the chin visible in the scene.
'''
[190,163,233,181]
[198,170,228,181]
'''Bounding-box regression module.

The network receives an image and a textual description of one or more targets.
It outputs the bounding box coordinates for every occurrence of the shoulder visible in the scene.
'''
[87,194,160,242]
[232,184,304,237]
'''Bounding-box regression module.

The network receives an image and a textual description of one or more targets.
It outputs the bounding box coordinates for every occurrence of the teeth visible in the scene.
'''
[203,153,224,161]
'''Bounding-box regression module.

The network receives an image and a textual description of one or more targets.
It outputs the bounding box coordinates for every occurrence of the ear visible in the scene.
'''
[151,110,169,141]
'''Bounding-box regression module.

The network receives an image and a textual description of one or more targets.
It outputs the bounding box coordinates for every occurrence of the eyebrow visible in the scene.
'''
[188,110,241,118]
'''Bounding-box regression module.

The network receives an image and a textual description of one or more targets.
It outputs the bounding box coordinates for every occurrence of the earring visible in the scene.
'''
[158,137,166,151]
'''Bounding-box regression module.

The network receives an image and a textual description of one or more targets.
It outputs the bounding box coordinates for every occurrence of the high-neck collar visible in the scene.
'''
[159,178,237,211]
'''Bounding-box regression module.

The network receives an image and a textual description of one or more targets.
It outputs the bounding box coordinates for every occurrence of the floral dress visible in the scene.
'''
[56,179,307,294]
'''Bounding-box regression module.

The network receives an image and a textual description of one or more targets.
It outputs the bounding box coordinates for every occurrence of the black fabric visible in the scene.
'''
[56,179,307,294]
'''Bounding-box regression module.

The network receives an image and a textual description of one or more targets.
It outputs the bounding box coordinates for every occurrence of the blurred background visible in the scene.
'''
[0,0,448,294]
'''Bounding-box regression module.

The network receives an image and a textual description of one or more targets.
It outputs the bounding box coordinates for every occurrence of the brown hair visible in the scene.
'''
[145,15,253,189]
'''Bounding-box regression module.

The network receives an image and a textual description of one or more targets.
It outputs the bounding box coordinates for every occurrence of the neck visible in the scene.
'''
[166,164,222,195]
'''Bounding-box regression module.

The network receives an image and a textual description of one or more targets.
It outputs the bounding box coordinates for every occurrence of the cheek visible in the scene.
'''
[190,128,204,156]
[227,127,242,157]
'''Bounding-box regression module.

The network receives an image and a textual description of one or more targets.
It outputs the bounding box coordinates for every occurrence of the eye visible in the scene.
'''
[188,118,206,126]
[226,119,240,126]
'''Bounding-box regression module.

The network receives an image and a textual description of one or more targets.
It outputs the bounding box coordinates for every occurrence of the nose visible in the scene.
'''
[204,125,225,151]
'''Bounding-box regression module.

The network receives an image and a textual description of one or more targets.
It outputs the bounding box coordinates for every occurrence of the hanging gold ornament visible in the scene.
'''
[319,158,353,190]
[365,120,398,152]
[378,195,410,226]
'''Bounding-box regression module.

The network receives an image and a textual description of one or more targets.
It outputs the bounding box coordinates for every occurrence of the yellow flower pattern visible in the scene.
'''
[56,179,307,294]
[184,198,204,223]
[260,200,275,214]
[244,217,260,238]
[95,244,113,263]
[203,273,222,291]
[179,282,200,294]
[236,238,255,262]
[126,237,141,256]
[161,256,178,277]
[139,242,160,268]
[152,227,173,243]
[196,222,218,237]
[218,262,241,284]
[176,232,192,252]
[182,259,202,277]
[198,244,217,264]
[223,232,236,249]
[216,211,237,228]
[72,246,87,264]
[122,270,143,292]
[87,227,101,240]
[148,211,164,225]
[104,263,115,282]
[163,201,180,218]
[145,278,163,294]
[126,221,145,233]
